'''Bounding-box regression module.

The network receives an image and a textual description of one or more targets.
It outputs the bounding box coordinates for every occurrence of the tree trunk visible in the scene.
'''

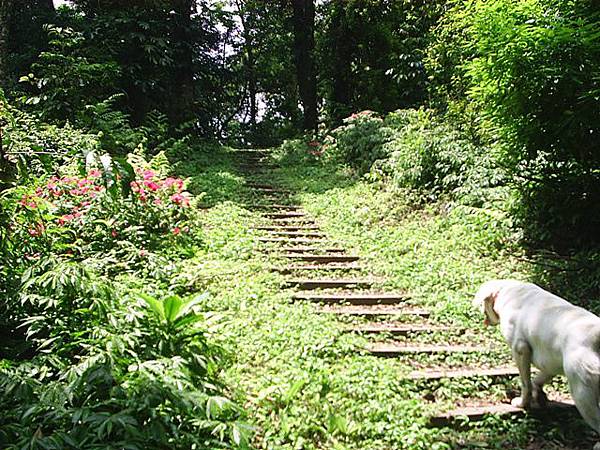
[291,0,317,131]
[0,0,13,89]
[330,3,352,124]
[235,0,257,128]
[169,0,195,126]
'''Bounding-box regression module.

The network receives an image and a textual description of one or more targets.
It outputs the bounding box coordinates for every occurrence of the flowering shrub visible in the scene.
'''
[10,167,196,261]
[324,110,393,172]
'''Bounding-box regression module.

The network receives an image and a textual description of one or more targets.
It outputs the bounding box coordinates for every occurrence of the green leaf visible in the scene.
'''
[138,292,165,321]
[162,295,183,324]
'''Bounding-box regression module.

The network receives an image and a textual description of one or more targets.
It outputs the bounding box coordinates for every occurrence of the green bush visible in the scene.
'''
[325,110,393,172]
[375,110,484,198]
[0,258,248,449]
[428,0,600,247]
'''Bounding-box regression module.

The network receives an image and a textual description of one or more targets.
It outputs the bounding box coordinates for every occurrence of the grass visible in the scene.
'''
[165,146,600,449]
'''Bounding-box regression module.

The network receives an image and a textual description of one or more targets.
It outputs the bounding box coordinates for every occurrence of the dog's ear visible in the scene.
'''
[482,291,500,325]
[473,282,501,326]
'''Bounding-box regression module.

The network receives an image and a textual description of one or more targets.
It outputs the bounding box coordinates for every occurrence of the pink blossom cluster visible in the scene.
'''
[307,140,326,157]
[18,168,191,240]
[349,110,375,120]
[130,169,189,206]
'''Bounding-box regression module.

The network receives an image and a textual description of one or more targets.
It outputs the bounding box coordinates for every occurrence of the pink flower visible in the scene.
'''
[139,249,147,257]
[80,201,91,208]
[172,227,181,235]
[28,223,44,237]
[88,169,101,178]
[164,177,184,192]
[144,180,160,191]
[58,214,74,225]
[183,226,190,233]
[308,140,321,147]
[78,178,92,187]
[111,229,117,238]
[170,193,189,206]
[143,169,155,180]
[35,187,43,196]
[153,198,162,205]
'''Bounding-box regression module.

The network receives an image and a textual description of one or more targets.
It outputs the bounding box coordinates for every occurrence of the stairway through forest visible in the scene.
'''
[235,149,576,429]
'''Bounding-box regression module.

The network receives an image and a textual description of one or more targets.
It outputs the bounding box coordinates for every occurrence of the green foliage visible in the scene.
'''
[0,260,247,449]
[318,0,444,123]
[373,109,502,205]
[325,110,391,173]
[428,0,600,247]
[20,25,120,122]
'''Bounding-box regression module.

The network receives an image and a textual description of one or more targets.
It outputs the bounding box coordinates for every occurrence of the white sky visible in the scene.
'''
[53,0,70,6]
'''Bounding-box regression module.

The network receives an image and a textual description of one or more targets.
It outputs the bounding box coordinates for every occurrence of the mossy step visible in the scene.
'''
[293,292,404,304]
[318,305,430,317]
[366,343,490,356]
[429,399,576,427]
[282,254,360,263]
[268,231,324,237]
[246,183,280,189]
[287,278,374,290]
[253,187,290,194]
[406,366,520,380]
[351,324,459,335]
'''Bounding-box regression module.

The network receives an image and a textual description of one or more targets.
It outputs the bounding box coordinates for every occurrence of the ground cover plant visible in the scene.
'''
[1,0,600,449]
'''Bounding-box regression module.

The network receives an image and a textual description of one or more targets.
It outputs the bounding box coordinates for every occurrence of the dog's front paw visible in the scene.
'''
[510,396,530,408]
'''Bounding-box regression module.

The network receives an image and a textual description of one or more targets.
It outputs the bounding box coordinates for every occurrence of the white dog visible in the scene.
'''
[474,279,600,449]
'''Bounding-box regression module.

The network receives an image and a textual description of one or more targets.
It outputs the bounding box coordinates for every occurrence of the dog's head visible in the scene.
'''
[472,281,501,326]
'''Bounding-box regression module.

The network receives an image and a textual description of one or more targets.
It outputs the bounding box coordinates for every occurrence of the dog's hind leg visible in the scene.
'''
[510,339,533,408]
[566,372,600,449]
[532,372,553,407]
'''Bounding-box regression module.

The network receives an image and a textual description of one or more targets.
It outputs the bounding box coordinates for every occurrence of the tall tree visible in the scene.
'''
[0,0,13,89]
[291,0,317,131]
[327,2,353,123]
[169,0,195,125]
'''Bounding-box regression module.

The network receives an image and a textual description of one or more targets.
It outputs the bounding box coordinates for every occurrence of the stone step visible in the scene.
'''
[293,292,405,305]
[268,231,324,237]
[279,247,344,253]
[270,218,317,225]
[258,238,327,245]
[429,400,576,427]
[265,212,307,219]
[282,254,360,263]
[257,225,321,231]
[366,343,491,357]
[318,306,430,317]
[351,324,459,335]
[250,204,301,210]
[287,278,374,290]
[406,366,520,380]
[280,264,364,272]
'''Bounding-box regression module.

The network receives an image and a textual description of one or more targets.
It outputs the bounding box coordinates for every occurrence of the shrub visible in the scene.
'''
[373,109,501,205]
[428,0,600,247]
[0,259,249,449]
[7,162,196,264]
[325,110,393,172]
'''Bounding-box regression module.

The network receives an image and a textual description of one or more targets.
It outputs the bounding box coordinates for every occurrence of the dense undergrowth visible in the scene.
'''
[0,99,251,449]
